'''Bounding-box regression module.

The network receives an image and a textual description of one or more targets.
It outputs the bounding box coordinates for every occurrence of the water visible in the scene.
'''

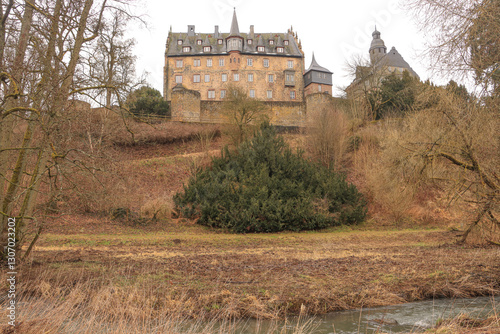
[234,296,499,334]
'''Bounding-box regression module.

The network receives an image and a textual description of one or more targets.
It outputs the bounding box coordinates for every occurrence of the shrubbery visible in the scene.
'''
[174,124,366,233]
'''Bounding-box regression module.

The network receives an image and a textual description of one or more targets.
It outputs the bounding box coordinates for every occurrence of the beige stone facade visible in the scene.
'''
[164,53,304,103]
[164,10,334,127]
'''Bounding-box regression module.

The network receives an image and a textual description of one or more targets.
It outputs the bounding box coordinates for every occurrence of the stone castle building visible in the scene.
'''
[346,28,419,98]
[164,9,334,126]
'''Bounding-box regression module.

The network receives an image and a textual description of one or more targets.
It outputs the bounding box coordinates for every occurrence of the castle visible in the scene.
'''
[164,11,415,126]
[346,28,419,99]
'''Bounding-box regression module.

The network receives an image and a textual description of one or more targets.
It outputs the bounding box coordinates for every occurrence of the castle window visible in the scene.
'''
[247,58,253,66]
[233,73,240,81]
[318,85,322,92]
[197,39,202,45]
[218,39,223,45]
[175,75,182,84]
[257,46,265,52]
[248,73,254,82]
[286,73,294,83]
[177,40,183,45]
[221,73,228,82]
[287,60,294,68]
[277,47,284,53]
[220,90,226,99]
[290,91,296,99]
[182,46,191,53]
[268,74,274,83]
[203,46,211,52]
[284,40,289,46]
[193,59,201,67]
[208,90,215,99]
[204,74,210,82]
[263,59,269,67]
[267,90,273,99]
[249,89,255,98]
[219,58,225,66]
[176,60,183,68]
[248,39,252,45]
[207,58,212,67]
[193,74,200,83]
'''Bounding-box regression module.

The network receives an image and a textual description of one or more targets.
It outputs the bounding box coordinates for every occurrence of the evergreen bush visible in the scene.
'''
[174,124,366,232]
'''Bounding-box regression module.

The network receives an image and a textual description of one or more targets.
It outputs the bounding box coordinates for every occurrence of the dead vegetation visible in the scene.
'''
[1,224,498,332]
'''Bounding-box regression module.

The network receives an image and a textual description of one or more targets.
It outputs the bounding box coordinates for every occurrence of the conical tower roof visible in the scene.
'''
[305,53,332,74]
[228,8,241,37]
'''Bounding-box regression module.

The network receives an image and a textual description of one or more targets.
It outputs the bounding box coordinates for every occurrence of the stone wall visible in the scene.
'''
[172,87,342,127]
[171,86,201,122]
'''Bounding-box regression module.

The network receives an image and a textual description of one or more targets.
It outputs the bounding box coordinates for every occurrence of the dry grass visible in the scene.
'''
[4,225,499,329]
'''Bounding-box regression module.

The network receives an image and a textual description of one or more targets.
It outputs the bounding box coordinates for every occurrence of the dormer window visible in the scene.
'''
[177,40,183,45]
[277,47,284,53]
[197,39,202,45]
[257,46,265,52]
[248,39,253,45]
[284,40,289,46]
[218,39,223,45]
[269,40,274,45]
[203,46,211,52]
[182,46,191,53]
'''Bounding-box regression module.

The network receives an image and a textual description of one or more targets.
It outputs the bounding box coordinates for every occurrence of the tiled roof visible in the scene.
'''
[376,47,419,78]
[304,53,332,74]
[167,32,302,57]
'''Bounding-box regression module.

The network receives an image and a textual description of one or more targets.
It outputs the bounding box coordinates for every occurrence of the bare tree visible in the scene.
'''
[222,85,268,145]
[0,0,141,262]
[405,0,500,96]
[401,0,499,243]
[344,54,390,121]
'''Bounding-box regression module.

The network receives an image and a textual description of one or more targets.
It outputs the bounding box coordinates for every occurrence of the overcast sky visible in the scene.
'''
[128,0,435,97]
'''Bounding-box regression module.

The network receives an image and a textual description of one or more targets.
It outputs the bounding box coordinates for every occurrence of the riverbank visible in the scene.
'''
[1,220,498,333]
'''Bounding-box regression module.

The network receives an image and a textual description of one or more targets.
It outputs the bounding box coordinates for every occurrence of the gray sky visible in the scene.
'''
[130,0,432,97]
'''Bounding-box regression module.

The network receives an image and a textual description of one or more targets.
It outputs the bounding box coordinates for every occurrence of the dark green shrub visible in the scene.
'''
[174,124,366,233]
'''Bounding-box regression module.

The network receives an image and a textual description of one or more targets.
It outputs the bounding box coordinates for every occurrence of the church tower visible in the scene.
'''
[226,8,243,53]
[369,28,387,64]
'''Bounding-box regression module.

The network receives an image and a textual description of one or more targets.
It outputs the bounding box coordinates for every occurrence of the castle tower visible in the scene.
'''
[369,27,387,64]
[226,8,243,53]
[303,53,333,95]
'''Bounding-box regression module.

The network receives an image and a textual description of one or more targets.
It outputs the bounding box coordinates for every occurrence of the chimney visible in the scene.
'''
[214,25,219,38]
[187,25,195,36]
[250,25,254,37]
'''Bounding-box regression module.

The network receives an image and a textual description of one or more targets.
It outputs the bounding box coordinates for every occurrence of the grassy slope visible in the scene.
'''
[1,121,498,333]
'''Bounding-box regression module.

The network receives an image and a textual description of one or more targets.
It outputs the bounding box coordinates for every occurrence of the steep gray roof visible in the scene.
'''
[228,8,241,37]
[304,53,332,74]
[166,32,302,57]
[376,47,419,78]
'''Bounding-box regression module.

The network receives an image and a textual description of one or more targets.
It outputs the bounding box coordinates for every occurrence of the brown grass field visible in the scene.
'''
[1,120,499,333]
